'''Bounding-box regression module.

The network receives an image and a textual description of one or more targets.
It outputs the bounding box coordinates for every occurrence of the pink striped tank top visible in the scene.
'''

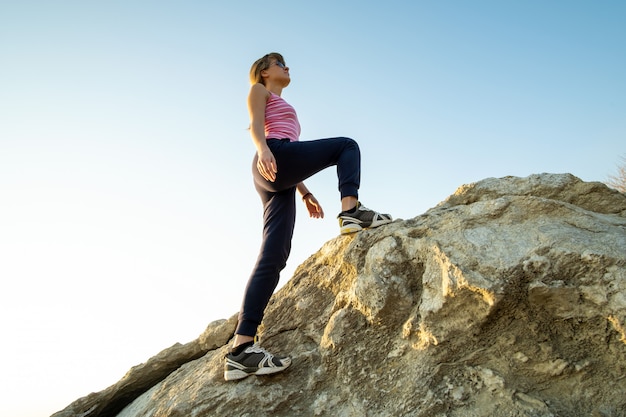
[265,92,301,141]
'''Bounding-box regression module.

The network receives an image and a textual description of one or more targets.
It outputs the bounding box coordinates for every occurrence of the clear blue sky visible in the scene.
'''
[1,1,624,416]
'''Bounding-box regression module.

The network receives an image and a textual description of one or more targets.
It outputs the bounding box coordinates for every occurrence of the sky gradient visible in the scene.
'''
[1,1,624,416]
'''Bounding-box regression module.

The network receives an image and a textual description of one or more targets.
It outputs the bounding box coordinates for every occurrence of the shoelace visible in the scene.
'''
[248,344,275,359]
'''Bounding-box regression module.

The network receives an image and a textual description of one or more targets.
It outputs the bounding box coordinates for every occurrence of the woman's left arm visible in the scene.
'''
[297,182,324,219]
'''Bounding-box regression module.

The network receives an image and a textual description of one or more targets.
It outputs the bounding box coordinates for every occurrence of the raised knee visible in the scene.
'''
[341,137,359,150]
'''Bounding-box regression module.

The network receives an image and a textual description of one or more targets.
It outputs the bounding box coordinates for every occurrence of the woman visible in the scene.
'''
[224,53,392,381]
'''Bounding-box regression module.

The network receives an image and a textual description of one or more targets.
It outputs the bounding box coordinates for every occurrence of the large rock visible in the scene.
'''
[54,173,626,417]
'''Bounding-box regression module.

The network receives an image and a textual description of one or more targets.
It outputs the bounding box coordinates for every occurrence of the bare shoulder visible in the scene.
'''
[248,83,270,117]
[249,83,270,100]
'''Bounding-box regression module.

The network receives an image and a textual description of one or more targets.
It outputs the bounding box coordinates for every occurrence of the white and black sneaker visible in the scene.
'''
[224,343,291,381]
[337,202,392,235]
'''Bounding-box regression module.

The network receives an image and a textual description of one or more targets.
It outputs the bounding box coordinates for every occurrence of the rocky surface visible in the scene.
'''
[53,173,626,417]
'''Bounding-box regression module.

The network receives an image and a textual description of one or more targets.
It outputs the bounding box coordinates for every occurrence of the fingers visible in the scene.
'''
[313,199,324,218]
[316,204,325,218]
[306,199,324,219]
[269,160,277,178]
[257,157,277,182]
[256,148,277,182]
[263,163,277,182]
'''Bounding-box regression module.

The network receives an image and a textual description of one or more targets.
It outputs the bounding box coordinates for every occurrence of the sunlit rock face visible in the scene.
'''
[54,173,626,417]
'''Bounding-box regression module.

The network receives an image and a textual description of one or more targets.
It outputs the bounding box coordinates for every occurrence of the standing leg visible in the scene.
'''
[224,182,295,381]
[236,186,296,337]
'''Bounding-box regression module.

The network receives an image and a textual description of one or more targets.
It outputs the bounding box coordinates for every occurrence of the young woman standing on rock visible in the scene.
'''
[224,52,392,381]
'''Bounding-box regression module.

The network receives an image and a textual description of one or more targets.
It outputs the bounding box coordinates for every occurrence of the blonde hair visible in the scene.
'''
[249,52,285,85]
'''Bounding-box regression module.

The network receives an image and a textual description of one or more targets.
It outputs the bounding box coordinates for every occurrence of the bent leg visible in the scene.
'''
[263,137,361,199]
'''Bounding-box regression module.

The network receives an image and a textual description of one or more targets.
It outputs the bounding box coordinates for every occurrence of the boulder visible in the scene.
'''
[53,173,626,417]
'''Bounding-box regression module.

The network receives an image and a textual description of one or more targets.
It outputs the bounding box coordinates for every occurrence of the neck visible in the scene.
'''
[265,81,284,96]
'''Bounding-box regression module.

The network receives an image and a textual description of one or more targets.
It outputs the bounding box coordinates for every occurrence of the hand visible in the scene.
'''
[304,194,324,219]
[257,148,277,182]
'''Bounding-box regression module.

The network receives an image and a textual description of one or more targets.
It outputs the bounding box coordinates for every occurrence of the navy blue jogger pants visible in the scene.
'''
[236,137,361,336]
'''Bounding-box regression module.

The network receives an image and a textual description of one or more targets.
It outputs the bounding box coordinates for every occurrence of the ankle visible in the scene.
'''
[231,334,254,353]
[233,334,254,346]
[231,341,254,355]
[341,196,358,212]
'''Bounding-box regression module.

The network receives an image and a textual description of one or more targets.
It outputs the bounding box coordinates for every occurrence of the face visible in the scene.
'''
[265,59,290,86]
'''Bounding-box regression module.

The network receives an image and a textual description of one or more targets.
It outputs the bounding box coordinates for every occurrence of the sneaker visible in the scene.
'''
[337,202,392,234]
[224,344,291,381]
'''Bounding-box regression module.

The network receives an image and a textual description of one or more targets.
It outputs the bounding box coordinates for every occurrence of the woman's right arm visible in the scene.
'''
[248,83,277,182]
